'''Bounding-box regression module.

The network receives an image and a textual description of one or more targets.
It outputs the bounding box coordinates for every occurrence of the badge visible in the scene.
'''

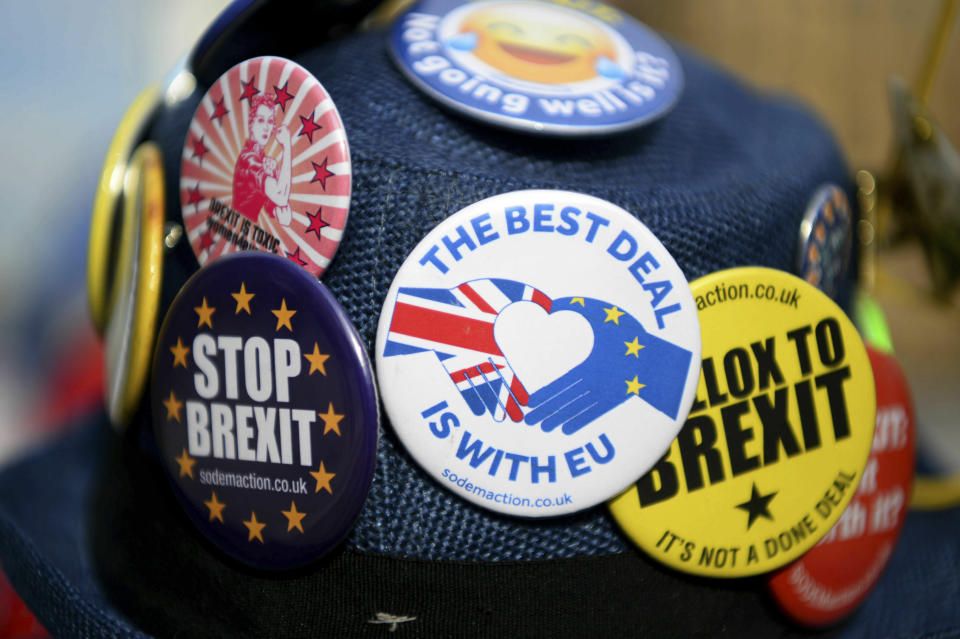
[375,190,701,516]
[88,86,158,334]
[151,253,378,570]
[768,346,915,626]
[796,185,852,298]
[179,56,350,277]
[389,0,683,135]
[104,142,165,428]
[609,267,876,577]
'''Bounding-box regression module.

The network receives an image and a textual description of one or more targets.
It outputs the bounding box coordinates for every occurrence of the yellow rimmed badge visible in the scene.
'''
[609,267,876,577]
[87,86,158,334]
[103,142,166,428]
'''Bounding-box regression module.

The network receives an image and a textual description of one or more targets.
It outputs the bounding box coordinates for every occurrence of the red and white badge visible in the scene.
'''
[180,56,351,277]
[768,346,915,627]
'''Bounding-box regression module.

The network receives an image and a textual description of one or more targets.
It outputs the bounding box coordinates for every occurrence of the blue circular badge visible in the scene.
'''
[151,253,378,570]
[389,0,683,135]
[796,184,853,298]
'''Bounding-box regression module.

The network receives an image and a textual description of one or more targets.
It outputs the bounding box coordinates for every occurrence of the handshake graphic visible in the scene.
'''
[383,278,693,435]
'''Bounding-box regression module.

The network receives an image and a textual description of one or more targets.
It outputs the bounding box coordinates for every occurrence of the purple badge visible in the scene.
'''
[151,253,378,570]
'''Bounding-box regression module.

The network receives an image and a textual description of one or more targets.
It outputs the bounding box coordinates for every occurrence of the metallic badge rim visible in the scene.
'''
[87,86,158,334]
[104,142,166,428]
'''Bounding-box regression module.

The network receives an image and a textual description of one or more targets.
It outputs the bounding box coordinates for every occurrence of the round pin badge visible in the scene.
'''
[796,185,853,298]
[375,190,701,517]
[151,252,378,570]
[104,142,165,428]
[88,86,158,334]
[609,267,876,577]
[179,56,350,277]
[768,346,915,626]
[389,0,683,135]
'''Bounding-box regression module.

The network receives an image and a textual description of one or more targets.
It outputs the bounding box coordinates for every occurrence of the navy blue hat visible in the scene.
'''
[2,1,959,637]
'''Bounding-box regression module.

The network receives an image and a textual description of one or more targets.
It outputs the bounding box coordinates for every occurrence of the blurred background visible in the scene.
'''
[0,0,956,462]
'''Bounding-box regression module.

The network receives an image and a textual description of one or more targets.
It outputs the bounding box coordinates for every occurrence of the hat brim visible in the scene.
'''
[2,413,960,637]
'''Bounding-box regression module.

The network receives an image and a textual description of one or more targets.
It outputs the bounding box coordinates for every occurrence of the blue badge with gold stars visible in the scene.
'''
[151,252,378,570]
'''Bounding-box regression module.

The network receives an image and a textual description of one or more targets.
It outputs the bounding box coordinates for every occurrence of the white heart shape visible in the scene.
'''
[494,301,594,394]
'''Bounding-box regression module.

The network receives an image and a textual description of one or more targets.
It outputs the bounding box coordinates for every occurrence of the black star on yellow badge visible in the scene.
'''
[319,402,344,436]
[281,501,307,533]
[170,338,190,368]
[163,390,184,422]
[735,483,777,530]
[204,491,226,523]
[304,342,330,376]
[272,298,296,331]
[310,462,335,494]
[194,297,216,328]
[243,511,266,543]
[175,448,196,479]
[603,305,625,324]
[231,282,254,314]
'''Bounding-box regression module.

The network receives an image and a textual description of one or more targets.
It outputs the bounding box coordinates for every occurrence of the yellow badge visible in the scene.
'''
[609,267,875,577]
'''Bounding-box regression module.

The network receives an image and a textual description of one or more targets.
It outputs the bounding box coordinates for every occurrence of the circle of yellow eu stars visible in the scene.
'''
[163,280,346,543]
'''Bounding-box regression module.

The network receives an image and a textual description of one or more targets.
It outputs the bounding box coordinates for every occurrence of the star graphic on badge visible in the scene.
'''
[185,184,203,208]
[175,447,195,479]
[310,462,335,494]
[271,298,296,332]
[281,501,307,533]
[210,97,229,123]
[194,297,216,329]
[625,376,645,396]
[191,135,209,163]
[239,76,259,102]
[273,82,294,111]
[310,158,334,190]
[204,491,226,523]
[624,336,644,357]
[298,111,322,143]
[163,390,184,422]
[170,338,190,368]
[243,511,266,543]
[231,282,254,315]
[305,208,329,239]
[304,343,330,376]
[735,483,777,530]
[319,402,344,436]
[286,247,308,267]
[198,230,215,252]
[603,305,625,324]
[570,297,585,306]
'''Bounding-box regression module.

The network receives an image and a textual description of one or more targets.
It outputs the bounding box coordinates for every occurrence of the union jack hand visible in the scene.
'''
[381,278,552,422]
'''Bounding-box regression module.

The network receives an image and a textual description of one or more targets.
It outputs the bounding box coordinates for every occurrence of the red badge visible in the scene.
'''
[768,346,915,626]
[180,56,351,277]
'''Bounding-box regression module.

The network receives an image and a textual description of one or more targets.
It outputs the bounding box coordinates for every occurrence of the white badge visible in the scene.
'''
[376,190,701,516]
